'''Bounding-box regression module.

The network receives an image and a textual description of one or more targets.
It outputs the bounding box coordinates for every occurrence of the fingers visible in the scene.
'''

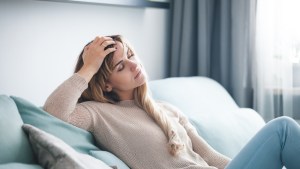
[100,40,115,48]
[93,36,113,46]
[104,47,117,56]
[90,36,116,52]
[84,36,117,60]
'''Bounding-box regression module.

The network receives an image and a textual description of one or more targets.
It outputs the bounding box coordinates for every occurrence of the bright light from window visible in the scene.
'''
[273,0,300,63]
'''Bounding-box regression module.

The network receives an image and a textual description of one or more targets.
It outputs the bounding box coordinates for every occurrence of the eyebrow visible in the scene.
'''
[113,60,124,69]
[112,45,129,69]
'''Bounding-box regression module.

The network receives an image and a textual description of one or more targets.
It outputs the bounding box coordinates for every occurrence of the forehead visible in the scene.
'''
[112,41,125,61]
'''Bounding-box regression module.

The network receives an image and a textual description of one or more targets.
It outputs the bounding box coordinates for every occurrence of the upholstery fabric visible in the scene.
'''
[0,95,36,164]
[0,163,42,169]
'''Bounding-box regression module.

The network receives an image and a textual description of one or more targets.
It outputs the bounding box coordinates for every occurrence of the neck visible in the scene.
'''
[116,89,135,101]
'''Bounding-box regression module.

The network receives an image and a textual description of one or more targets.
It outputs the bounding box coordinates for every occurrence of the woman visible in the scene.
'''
[44,35,300,169]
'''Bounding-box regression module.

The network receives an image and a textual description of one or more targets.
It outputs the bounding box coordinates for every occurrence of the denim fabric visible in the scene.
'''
[226,116,300,169]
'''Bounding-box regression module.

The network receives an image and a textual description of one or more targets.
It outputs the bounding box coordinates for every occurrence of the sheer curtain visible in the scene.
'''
[254,0,300,121]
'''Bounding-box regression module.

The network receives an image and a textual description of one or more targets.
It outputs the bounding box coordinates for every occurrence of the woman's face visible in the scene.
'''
[105,41,146,100]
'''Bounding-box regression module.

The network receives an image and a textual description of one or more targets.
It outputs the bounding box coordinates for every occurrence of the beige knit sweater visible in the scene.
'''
[43,74,231,169]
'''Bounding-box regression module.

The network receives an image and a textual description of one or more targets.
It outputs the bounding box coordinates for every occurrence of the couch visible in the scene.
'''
[0,76,266,169]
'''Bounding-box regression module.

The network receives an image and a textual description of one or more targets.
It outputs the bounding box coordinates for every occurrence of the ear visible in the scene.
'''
[105,84,113,92]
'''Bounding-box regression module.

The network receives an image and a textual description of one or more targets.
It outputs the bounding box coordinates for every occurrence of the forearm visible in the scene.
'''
[43,73,88,121]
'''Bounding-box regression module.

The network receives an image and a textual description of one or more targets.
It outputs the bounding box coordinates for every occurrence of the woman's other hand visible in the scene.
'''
[78,36,116,82]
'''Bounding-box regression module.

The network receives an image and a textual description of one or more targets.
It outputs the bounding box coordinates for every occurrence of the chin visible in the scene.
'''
[138,77,146,86]
[135,74,146,87]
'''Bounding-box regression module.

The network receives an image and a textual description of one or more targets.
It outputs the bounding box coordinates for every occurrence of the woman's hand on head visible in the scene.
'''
[78,36,116,82]
[83,36,116,73]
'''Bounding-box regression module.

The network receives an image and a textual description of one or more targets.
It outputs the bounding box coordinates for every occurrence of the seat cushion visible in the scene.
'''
[0,95,36,164]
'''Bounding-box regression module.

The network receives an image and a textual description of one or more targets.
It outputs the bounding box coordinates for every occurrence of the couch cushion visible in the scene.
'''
[0,95,36,164]
[0,163,42,169]
[22,124,112,169]
[11,96,99,154]
[149,76,239,116]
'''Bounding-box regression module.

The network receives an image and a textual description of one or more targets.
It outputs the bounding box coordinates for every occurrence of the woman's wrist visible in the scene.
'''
[77,65,97,82]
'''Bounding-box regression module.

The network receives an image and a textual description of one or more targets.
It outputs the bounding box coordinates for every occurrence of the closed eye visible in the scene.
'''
[128,55,134,59]
[115,46,135,72]
[117,63,124,71]
[127,48,134,58]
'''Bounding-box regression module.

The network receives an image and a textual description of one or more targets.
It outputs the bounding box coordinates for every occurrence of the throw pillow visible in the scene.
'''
[22,124,113,169]
[11,96,126,167]
[0,95,36,164]
[11,96,98,154]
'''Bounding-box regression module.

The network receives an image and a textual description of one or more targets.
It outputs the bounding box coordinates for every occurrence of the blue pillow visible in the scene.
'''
[11,96,99,154]
[0,95,36,164]
[11,96,127,167]
[0,163,42,169]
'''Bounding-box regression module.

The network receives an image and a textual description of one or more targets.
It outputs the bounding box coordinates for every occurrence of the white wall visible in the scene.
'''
[0,1,169,106]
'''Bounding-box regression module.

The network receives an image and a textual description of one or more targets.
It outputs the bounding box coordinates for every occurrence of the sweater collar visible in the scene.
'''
[116,100,136,107]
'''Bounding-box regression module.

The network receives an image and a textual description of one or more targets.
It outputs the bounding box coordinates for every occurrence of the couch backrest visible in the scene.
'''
[149,76,239,117]
[149,76,265,158]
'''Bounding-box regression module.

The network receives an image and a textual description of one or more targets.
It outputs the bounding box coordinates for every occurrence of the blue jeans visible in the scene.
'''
[225,116,300,169]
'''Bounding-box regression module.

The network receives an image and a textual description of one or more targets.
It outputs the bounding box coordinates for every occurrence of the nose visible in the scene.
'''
[128,60,139,72]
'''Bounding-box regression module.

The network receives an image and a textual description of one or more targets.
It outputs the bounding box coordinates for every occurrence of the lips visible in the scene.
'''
[134,70,141,79]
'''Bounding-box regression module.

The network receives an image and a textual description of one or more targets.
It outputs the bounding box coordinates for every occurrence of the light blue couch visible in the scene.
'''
[0,76,266,169]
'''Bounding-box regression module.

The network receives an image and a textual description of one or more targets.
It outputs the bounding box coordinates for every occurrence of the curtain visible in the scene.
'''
[169,0,257,108]
[254,0,300,121]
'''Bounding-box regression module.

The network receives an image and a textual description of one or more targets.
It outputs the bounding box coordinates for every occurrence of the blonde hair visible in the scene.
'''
[75,35,184,155]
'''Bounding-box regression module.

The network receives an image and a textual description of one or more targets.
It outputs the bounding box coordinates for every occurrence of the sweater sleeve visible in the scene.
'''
[161,102,231,169]
[43,73,94,132]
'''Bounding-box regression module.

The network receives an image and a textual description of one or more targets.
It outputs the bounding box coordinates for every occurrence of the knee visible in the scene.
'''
[275,116,295,123]
[270,116,297,129]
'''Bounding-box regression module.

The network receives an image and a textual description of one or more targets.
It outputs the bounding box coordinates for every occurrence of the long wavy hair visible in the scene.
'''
[74,35,184,155]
